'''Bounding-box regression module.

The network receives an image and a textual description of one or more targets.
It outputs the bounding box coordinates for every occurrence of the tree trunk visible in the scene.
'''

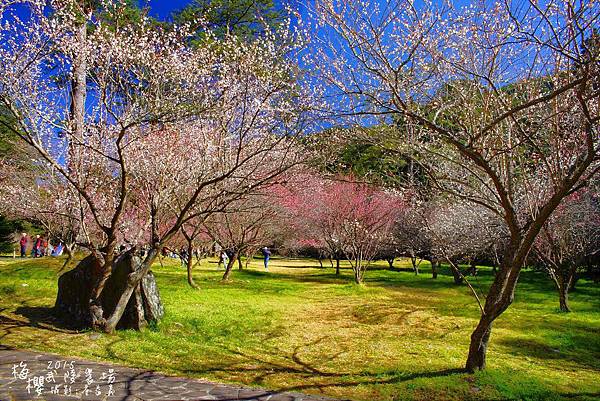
[465,253,521,371]
[411,254,419,275]
[103,248,162,333]
[237,254,243,270]
[70,20,86,140]
[552,274,572,312]
[431,259,438,279]
[244,252,254,269]
[558,283,571,312]
[317,258,323,268]
[222,252,238,281]
[353,262,363,284]
[450,263,464,285]
[186,242,198,289]
[88,244,119,330]
[55,249,164,332]
[335,258,340,275]
[465,316,493,372]
[387,258,394,269]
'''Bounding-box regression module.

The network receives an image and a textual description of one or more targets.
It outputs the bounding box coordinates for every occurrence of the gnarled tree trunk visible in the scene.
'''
[55,249,164,331]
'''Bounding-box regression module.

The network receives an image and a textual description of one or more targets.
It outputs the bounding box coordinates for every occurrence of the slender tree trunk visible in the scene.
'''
[353,261,363,284]
[335,258,340,275]
[222,252,238,281]
[465,254,520,371]
[329,257,334,269]
[558,283,571,312]
[244,251,254,269]
[387,258,394,269]
[237,254,243,270]
[317,258,323,268]
[551,273,572,312]
[186,242,198,289]
[70,21,87,140]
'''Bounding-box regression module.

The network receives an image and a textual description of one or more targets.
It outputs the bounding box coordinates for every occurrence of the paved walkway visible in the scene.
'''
[0,348,344,401]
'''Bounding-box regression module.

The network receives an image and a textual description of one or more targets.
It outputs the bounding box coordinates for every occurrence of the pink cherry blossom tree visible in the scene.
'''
[278,173,405,283]
[276,174,340,273]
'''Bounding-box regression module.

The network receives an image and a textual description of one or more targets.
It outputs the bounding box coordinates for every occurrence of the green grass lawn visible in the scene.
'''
[0,255,599,401]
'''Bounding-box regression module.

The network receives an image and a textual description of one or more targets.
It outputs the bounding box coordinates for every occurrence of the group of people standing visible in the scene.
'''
[217,246,271,271]
[19,233,63,258]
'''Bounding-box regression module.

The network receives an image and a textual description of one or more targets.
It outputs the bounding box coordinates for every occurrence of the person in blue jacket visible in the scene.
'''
[261,247,271,271]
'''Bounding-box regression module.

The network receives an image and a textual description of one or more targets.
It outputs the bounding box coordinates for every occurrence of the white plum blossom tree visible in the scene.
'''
[311,0,600,370]
[0,0,314,332]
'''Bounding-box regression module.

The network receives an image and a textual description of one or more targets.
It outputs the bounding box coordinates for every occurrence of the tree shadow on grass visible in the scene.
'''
[172,336,468,396]
[497,335,600,371]
[0,307,83,356]
[0,305,84,339]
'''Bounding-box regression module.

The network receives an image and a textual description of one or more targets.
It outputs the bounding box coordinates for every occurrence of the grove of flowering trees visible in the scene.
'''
[0,0,313,332]
[312,0,600,371]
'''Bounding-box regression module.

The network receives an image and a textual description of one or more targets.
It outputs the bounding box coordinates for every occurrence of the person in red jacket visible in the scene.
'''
[32,234,42,258]
[19,233,28,257]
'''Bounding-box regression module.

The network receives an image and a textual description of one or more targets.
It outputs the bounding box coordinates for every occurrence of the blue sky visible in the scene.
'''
[145,0,191,20]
